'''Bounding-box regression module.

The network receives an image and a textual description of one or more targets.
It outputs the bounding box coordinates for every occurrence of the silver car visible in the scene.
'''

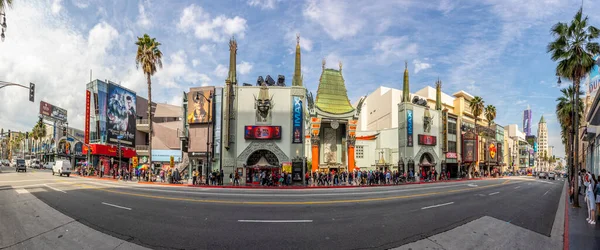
[538,172,547,179]
[547,172,556,180]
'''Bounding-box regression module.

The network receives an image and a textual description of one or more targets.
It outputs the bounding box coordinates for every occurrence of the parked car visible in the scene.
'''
[10,159,16,167]
[1,159,9,166]
[30,159,41,169]
[538,172,547,179]
[44,162,55,170]
[15,159,26,172]
[547,172,556,180]
[52,160,71,177]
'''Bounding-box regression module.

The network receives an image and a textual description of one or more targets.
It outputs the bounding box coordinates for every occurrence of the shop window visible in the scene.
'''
[448,121,457,135]
[356,145,364,159]
[448,141,457,153]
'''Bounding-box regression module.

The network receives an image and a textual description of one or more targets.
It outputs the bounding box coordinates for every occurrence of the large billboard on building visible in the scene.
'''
[187,87,214,124]
[39,101,67,122]
[292,96,303,144]
[96,80,108,143]
[244,126,281,140]
[106,83,136,146]
[462,131,478,163]
[523,108,532,136]
[587,55,600,98]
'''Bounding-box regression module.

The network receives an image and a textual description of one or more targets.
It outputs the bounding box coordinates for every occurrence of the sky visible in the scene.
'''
[1,0,599,159]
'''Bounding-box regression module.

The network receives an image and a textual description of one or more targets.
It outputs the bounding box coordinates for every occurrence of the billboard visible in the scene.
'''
[244,126,281,140]
[97,80,108,143]
[462,131,478,163]
[39,101,67,122]
[152,150,182,162]
[187,87,214,124]
[587,55,600,98]
[418,135,437,146]
[292,96,303,143]
[407,109,413,147]
[85,90,91,144]
[106,83,136,146]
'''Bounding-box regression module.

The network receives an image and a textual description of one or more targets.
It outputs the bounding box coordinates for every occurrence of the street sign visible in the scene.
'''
[170,156,174,168]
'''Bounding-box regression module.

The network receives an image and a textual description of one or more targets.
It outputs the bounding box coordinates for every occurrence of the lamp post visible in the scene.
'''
[196,91,213,185]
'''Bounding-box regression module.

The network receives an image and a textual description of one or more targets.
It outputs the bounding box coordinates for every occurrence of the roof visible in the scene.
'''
[540,115,545,124]
[154,103,182,118]
[452,90,474,100]
[315,68,355,114]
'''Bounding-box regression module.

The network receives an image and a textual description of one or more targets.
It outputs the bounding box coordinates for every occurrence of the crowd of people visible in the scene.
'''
[571,169,600,225]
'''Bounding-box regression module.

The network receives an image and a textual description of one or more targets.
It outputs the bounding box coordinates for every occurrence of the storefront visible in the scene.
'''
[83,144,136,174]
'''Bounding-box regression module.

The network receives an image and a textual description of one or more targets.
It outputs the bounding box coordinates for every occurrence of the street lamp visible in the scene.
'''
[195,91,213,185]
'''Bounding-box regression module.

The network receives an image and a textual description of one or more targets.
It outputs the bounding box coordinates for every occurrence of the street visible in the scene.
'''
[0,166,565,250]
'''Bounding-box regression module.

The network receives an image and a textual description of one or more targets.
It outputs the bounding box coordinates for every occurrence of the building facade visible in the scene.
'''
[537,116,549,171]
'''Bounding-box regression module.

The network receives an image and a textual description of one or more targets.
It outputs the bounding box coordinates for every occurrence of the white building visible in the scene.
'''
[537,116,549,171]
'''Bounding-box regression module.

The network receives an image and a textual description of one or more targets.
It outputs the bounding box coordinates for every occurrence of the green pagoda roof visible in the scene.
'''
[540,115,545,123]
[315,68,355,115]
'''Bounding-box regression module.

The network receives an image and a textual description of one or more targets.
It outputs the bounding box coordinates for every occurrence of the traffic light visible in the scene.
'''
[29,82,35,102]
[62,127,66,136]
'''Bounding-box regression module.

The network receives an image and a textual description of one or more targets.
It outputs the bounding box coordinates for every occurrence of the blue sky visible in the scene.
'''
[1,0,599,158]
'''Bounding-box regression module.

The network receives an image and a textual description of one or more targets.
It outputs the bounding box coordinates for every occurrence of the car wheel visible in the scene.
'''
[67,174,70,177]
[52,171,54,176]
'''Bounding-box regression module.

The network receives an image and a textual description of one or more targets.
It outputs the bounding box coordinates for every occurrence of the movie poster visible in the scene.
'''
[187,87,214,124]
[97,81,108,143]
[106,83,136,146]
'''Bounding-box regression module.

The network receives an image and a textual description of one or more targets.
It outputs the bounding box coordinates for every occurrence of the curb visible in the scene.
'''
[564,183,569,250]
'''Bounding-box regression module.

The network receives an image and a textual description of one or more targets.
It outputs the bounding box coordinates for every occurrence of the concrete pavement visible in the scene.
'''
[0,168,567,250]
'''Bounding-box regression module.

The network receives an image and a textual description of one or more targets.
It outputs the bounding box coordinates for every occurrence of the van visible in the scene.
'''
[52,160,71,177]
[15,159,26,172]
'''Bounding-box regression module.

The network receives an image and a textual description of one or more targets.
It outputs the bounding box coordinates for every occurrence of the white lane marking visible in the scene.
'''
[514,186,521,189]
[44,184,67,193]
[468,184,478,187]
[0,179,63,183]
[237,220,312,223]
[101,202,132,210]
[543,190,550,196]
[15,189,29,194]
[489,192,500,196]
[421,202,454,210]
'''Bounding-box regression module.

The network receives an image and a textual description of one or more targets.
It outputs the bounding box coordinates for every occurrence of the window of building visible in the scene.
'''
[448,141,457,153]
[356,145,364,159]
[448,120,457,135]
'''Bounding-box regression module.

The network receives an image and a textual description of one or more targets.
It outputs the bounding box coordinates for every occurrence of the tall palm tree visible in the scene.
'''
[0,0,12,12]
[556,86,584,206]
[467,96,484,178]
[484,105,497,127]
[548,8,599,207]
[135,34,163,169]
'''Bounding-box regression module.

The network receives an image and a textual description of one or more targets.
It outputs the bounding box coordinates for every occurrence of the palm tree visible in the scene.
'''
[555,86,584,177]
[548,8,599,207]
[135,34,163,169]
[484,105,497,127]
[0,0,12,12]
[467,96,484,178]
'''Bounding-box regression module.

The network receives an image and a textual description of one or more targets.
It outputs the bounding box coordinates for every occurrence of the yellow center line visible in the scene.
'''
[78,180,515,205]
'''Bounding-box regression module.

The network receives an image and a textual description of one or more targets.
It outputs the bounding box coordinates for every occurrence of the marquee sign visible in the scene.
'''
[244,126,282,140]
[462,130,478,163]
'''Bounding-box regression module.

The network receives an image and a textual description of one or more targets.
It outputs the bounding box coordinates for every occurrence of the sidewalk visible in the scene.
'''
[567,191,600,249]
[74,173,493,189]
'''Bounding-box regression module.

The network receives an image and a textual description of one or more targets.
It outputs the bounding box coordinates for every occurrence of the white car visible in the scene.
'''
[52,160,71,177]
[44,162,55,170]
[547,172,556,180]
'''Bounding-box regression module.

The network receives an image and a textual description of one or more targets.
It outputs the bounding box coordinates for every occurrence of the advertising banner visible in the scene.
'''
[244,126,282,140]
[187,87,214,124]
[488,142,497,162]
[497,143,503,163]
[97,81,108,143]
[418,134,437,146]
[85,90,90,144]
[39,101,67,122]
[442,110,448,152]
[152,149,182,162]
[587,55,600,98]
[462,131,478,163]
[106,83,136,146]
[214,88,222,154]
[292,96,303,143]
[407,109,413,147]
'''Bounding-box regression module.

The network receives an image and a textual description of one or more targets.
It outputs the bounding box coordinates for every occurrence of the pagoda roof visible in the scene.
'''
[540,115,546,124]
[315,68,355,115]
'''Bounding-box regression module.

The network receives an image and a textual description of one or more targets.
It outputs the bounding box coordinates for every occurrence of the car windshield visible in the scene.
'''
[16,159,25,164]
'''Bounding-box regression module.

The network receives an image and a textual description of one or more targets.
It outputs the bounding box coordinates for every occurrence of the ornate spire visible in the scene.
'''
[322,58,326,71]
[540,115,546,124]
[227,37,237,84]
[402,61,410,103]
[292,34,302,86]
[435,78,442,110]
[339,61,343,73]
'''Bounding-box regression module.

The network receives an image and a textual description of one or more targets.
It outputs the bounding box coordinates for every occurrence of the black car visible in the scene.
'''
[15,159,26,172]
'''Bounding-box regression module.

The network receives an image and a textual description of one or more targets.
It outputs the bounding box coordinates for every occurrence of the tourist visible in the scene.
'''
[584,170,596,224]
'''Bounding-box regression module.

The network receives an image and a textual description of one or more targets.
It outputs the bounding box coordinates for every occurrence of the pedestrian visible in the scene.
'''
[584,171,596,224]
[578,172,583,195]
[594,174,600,220]
[192,170,198,185]
[234,172,240,186]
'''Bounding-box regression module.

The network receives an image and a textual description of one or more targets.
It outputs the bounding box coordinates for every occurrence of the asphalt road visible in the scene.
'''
[0,167,564,250]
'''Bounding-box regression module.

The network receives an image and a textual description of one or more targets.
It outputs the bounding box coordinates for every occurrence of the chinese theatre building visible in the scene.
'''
[220,37,306,184]
[306,60,363,173]
[397,63,443,176]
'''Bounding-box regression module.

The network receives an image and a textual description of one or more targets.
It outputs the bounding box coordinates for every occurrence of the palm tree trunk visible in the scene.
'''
[573,80,580,207]
[147,74,153,175]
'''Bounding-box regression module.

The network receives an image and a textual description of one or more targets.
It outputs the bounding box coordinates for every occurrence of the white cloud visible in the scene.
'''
[413,59,432,74]
[303,0,363,40]
[214,64,228,79]
[51,0,63,14]
[177,4,247,42]
[247,0,278,9]
[373,36,418,63]
[237,61,253,75]
[71,0,89,8]
[155,50,211,88]
[192,59,200,67]
[199,44,216,54]
[438,0,455,14]
[137,2,151,28]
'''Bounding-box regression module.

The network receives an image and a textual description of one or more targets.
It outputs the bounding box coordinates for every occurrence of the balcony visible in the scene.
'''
[136,118,149,132]
[135,144,149,156]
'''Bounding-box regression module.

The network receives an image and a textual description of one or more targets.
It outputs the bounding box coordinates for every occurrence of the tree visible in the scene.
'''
[484,105,496,127]
[548,7,599,207]
[135,34,163,170]
[0,0,12,12]
[468,96,484,178]
[31,119,46,160]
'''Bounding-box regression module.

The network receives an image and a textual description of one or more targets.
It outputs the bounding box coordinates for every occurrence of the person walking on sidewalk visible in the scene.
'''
[584,170,596,225]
